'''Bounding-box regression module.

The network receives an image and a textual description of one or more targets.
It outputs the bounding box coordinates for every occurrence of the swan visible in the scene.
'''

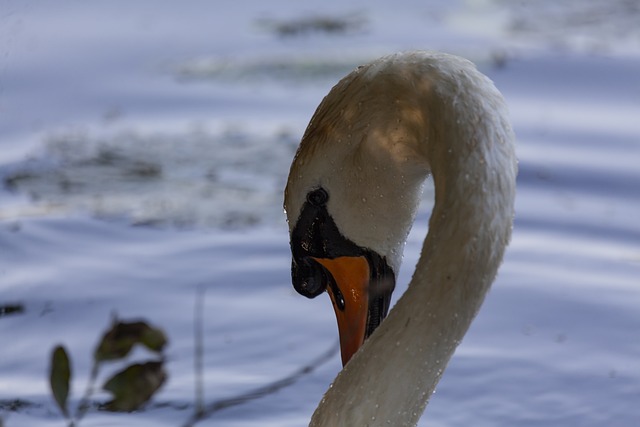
[284,51,516,426]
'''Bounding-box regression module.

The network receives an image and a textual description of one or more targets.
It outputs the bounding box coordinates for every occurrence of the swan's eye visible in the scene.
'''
[307,188,328,207]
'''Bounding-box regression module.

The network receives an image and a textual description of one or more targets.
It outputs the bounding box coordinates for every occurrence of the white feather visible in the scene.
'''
[284,51,517,426]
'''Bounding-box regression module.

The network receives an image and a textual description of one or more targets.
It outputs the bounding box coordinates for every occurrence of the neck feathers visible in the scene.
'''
[308,51,516,426]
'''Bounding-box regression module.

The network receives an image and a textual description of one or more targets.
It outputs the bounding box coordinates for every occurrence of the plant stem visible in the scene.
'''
[74,362,99,424]
[194,285,205,417]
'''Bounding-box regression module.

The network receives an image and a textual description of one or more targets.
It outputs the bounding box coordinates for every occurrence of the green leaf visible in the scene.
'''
[49,345,71,418]
[102,361,166,412]
[94,320,167,362]
[139,326,168,353]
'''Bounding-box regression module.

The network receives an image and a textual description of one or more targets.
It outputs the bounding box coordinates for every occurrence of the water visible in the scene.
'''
[1,1,639,426]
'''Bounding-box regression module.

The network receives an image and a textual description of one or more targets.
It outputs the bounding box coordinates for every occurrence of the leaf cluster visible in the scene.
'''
[49,318,168,425]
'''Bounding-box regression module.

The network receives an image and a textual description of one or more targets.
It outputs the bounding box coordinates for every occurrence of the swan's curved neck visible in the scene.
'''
[305,53,516,426]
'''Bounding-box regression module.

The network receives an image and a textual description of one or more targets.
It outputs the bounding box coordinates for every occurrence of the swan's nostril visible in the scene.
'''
[307,188,329,207]
[291,257,327,298]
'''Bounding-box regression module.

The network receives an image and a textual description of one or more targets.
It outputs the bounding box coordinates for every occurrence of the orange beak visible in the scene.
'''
[312,256,370,366]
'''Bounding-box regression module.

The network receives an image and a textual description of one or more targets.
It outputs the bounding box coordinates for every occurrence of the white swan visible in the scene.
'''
[284,51,516,426]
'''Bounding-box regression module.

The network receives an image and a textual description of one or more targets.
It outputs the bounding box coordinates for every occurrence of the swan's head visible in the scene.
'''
[285,185,398,367]
[284,56,431,365]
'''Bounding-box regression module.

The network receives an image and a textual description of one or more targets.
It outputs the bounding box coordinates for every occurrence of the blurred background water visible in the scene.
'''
[1,1,639,426]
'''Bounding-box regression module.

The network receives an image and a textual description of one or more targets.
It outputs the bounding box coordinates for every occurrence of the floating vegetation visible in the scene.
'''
[496,0,640,51]
[257,13,366,38]
[2,128,298,229]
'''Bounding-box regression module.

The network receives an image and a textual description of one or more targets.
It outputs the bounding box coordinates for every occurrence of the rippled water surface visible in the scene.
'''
[1,1,639,426]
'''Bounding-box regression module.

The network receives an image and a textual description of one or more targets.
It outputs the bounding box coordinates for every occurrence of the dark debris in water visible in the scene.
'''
[4,172,37,192]
[123,161,162,179]
[0,398,39,411]
[0,303,25,319]
[258,13,366,38]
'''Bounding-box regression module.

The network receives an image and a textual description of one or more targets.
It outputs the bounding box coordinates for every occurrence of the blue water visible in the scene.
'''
[1,1,639,426]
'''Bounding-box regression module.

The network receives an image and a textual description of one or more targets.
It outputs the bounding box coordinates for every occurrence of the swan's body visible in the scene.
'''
[284,51,516,426]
